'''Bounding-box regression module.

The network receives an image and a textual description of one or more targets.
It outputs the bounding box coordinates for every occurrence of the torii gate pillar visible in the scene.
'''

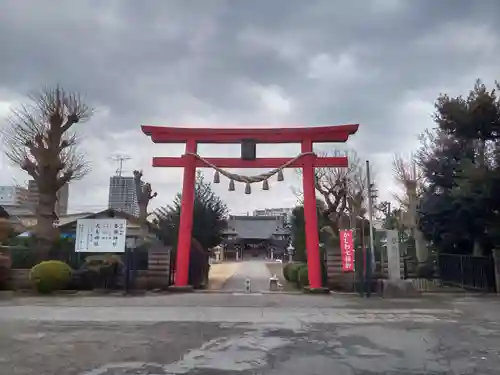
[176,139,197,286]
[142,124,359,290]
[301,139,322,288]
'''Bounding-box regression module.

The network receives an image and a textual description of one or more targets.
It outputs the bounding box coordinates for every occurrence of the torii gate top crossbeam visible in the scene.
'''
[141,124,359,144]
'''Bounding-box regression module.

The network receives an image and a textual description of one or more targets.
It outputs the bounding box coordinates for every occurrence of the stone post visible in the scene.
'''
[386,230,401,280]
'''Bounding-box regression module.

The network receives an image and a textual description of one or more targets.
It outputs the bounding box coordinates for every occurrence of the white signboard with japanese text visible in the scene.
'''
[75,218,127,253]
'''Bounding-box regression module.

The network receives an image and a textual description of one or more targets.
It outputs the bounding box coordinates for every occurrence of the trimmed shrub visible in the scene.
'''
[289,263,306,283]
[283,263,294,281]
[29,260,73,294]
[297,265,309,288]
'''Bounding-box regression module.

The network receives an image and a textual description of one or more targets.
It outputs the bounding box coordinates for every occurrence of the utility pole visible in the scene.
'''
[366,160,376,253]
[110,154,131,176]
[386,201,391,229]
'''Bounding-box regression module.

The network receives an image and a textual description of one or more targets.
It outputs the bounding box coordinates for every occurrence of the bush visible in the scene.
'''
[10,247,37,269]
[283,263,294,281]
[0,252,12,289]
[297,265,309,288]
[289,263,306,283]
[416,262,435,279]
[29,260,73,294]
[72,254,124,290]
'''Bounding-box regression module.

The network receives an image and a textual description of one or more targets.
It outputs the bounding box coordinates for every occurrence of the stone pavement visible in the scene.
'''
[1,293,500,374]
[221,259,273,291]
[206,262,239,290]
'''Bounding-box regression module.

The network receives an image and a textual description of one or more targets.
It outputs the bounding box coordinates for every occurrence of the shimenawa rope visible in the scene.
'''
[185,151,315,184]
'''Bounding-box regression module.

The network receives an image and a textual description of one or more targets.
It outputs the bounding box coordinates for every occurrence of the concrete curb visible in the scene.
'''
[193,289,304,295]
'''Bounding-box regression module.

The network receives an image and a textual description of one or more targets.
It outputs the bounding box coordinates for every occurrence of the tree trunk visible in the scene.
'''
[138,205,147,225]
[414,228,428,263]
[406,181,428,263]
[34,191,58,262]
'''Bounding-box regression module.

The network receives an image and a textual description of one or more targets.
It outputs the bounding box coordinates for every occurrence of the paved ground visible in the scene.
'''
[221,259,273,291]
[1,293,500,374]
[206,262,239,290]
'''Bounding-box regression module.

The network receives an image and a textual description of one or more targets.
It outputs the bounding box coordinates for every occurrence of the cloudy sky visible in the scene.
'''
[0,0,499,215]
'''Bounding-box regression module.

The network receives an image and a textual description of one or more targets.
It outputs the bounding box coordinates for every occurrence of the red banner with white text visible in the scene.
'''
[340,229,354,272]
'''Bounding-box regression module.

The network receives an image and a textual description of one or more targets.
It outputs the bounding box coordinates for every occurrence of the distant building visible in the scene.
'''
[253,207,293,224]
[1,204,36,231]
[253,207,293,216]
[27,180,69,216]
[221,215,291,260]
[0,186,29,206]
[107,176,143,217]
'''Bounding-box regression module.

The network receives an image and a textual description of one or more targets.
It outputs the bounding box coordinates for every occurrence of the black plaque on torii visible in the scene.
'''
[241,139,257,161]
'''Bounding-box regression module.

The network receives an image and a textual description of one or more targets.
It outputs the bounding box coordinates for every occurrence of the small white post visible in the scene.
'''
[269,274,279,291]
[244,278,251,293]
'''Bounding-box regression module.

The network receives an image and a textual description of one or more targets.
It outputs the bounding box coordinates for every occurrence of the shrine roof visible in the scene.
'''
[223,215,290,240]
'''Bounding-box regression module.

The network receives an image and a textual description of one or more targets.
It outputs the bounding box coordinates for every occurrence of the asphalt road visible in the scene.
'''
[0,293,499,374]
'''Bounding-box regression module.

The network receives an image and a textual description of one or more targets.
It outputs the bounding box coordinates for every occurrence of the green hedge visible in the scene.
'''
[8,244,149,271]
[10,247,38,269]
[283,256,328,288]
[289,263,306,283]
[297,265,309,288]
[283,263,294,281]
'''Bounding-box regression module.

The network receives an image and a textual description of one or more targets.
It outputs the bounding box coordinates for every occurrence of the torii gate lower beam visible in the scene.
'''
[142,124,359,290]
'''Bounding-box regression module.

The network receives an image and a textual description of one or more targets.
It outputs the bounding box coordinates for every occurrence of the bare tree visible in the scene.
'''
[2,87,93,256]
[392,154,424,207]
[296,150,369,232]
[392,153,427,262]
[133,170,158,226]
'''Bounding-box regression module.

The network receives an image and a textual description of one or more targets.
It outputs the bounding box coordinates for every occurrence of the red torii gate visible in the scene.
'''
[142,124,359,290]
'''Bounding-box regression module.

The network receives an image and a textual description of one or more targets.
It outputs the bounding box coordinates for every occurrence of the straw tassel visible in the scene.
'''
[245,182,251,194]
[228,179,235,191]
[277,169,284,182]
[213,170,220,184]
[262,179,269,190]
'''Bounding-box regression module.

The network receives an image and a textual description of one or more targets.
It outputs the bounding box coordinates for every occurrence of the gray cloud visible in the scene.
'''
[0,0,499,214]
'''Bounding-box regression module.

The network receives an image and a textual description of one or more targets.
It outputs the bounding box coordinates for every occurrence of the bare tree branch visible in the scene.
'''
[2,86,93,185]
[1,86,93,252]
[295,149,370,230]
[391,153,424,209]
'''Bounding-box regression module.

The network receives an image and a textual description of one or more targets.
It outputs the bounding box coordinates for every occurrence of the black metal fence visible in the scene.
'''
[438,253,496,292]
